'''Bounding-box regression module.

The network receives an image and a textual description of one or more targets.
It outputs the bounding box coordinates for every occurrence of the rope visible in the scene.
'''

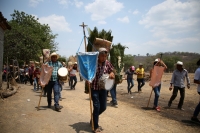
[76,36,84,53]
[77,36,98,53]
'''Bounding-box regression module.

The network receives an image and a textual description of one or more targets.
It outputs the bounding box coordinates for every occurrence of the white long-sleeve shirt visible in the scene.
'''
[170,69,190,88]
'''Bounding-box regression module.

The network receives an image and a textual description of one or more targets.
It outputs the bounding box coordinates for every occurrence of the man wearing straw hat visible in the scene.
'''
[168,61,190,110]
[45,52,63,112]
[90,48,115,133]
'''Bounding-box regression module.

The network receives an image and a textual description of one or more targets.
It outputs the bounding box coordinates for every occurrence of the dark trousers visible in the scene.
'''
[169,86,185,108]
[70,76,77,89]
[29,75,33,85]
[137,78,145,91]
[193,93,200,117]
[91,89,107,129]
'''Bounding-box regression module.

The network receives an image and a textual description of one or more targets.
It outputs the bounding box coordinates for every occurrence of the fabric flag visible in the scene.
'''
[39,64,53,87]
[77,52,99,83]
[149,66,165,88]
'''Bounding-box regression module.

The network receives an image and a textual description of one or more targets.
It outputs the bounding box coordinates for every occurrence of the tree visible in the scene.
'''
[87,27,113,52]
[4,10,58,64]
[124,54,134,71]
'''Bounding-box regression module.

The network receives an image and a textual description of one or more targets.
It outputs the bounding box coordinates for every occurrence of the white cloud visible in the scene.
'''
[74,0,83,8]
[85,0,124,21]
[133,9,139,15]
[139,0,200,37]
[29,0,43,7]
[57,0,83,8]
[98,21,107,25]
[117,16,130,23]
[38,14,72,32]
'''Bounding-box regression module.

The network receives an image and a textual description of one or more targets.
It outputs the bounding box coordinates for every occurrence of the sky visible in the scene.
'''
[1,0,200,58]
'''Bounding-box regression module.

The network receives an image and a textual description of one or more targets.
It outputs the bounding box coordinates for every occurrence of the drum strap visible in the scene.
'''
[99,60,107,79]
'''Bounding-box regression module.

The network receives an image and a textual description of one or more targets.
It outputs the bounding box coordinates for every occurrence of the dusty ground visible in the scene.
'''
[0,73,199,133]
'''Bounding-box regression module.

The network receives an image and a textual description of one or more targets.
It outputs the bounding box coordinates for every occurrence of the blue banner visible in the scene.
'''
[77,52,99,82]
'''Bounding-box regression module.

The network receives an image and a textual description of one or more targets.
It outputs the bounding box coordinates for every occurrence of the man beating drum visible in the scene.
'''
[45,52,63,112]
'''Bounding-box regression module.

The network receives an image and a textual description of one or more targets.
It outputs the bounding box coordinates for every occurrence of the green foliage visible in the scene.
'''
[124,54,135,71]
[57,55,67,63]
[110,43,127,83]
[4,10,58,64]
[87,27,113,52]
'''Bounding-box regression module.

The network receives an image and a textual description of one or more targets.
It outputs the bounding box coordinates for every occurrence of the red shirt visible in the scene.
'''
[91,60,114,90]
[33,70,40,78]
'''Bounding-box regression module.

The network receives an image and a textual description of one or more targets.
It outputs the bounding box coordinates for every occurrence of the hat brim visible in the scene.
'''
[51,54,59,59]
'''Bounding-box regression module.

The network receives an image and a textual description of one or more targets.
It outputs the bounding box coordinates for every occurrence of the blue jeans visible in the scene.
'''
[153,84,161,107]
[110,84,117,104]
[59,83,62,98]
[33,78,39,91]
[91,89,107,129]
[46,81,60,108]
[127,78,134,93]
[137,78,145,91]
[70,76,77,89]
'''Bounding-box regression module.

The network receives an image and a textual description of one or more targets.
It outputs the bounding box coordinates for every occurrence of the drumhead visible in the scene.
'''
[105,78,115,91]
[58,67,68,77]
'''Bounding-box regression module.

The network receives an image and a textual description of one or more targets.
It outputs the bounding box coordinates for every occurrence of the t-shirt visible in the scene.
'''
[194,67,200,92]
[125,69,134,79]
[136,68,145,79]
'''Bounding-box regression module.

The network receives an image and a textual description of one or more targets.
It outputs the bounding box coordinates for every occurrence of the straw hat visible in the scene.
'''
[50,52,59,59]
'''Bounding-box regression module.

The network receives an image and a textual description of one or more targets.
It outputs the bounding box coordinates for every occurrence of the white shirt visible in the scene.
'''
[194,67,200,92]
[170,69,190,88]
[70,69,77,75]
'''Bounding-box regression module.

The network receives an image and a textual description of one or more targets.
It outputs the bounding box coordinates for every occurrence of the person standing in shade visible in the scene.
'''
[168,61,190,110]
[45,52,63,112]
[136,63,145,92]
[125,66,135,94]
[69,62,78,90]
[150,58,167,112]
[28,64,34,85]
[191,59,200,122]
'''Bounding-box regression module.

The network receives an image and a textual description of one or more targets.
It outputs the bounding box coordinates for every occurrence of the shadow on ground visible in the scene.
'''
[69,122,92,133]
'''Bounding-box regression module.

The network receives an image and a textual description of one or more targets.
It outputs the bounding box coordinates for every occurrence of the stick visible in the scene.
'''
[147,88,153,107]
[37,87,44,111]
[88,82,94,130]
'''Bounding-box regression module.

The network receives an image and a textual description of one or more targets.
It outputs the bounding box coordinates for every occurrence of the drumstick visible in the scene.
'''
[37,86,44,111]
[88,83,94,130]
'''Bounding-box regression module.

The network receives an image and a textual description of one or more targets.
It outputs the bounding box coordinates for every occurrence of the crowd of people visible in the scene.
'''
[1,48,200,133]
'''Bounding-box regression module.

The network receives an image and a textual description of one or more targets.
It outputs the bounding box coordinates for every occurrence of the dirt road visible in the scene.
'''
[0,74,199,133]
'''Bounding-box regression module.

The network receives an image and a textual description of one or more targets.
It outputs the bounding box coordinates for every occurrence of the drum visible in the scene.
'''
[105,78,115,91]
[58,67,68,82]
[99,74,115,91]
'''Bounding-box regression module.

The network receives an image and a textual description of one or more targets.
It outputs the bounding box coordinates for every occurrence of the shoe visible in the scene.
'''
[93,127,102,133]
[191,117,200,123]
[48,104,51,108]
[178,107,184,111]
[111,102,118,108]
[55,107,61,112]
[155,106,161,112]
[168,101,171,107]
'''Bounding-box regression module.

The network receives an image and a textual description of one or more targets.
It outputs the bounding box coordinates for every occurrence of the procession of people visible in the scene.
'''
[1,48,200,133]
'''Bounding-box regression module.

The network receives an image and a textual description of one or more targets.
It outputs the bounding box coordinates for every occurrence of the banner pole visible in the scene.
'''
[88,83,94,130]
[37,86,44,111]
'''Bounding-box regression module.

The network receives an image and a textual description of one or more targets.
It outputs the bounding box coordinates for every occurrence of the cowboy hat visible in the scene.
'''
[177,61,183,65]
[50,52,59,59]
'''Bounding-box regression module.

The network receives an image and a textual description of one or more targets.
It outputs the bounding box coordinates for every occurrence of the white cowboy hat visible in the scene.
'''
[50,52,59,59]
[177,61,183,65]
[74,62,77,65]
[155,58,159,62]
